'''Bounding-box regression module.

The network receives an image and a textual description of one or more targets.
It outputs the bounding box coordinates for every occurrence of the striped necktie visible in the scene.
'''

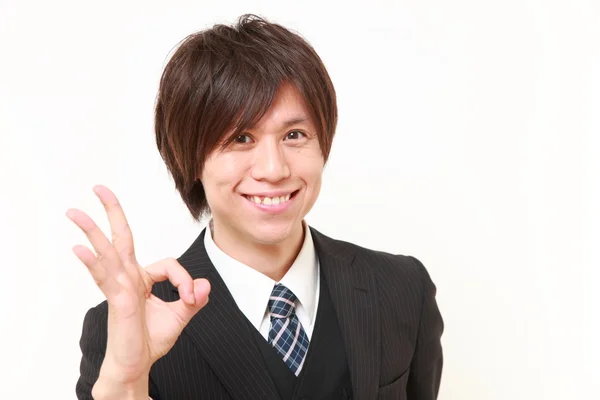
[267,283,310,376]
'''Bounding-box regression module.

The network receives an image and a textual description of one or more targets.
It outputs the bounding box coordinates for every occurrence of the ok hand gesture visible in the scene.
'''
[67,185,210,397]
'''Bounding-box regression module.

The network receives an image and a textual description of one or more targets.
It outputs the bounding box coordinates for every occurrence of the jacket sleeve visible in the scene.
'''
[406,256,444,400]
[75,302,160,399]
[75,303,108,399]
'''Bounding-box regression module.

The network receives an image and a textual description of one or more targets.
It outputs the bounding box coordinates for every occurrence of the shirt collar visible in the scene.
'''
[204,220,319,330]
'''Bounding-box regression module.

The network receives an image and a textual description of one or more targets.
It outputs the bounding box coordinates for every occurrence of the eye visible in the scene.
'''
[233,133,253,144]
[285,130,306,140]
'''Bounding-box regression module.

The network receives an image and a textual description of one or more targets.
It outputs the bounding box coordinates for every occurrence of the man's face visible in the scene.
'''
[200,83,325,246]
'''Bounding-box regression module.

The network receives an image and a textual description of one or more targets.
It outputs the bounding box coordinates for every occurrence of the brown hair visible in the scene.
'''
[154,14,338,221]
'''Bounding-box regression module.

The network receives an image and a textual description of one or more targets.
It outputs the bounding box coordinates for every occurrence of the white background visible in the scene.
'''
[1,0,598,398]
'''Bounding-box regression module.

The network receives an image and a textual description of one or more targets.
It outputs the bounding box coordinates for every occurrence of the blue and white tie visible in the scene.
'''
[268,283,309,376]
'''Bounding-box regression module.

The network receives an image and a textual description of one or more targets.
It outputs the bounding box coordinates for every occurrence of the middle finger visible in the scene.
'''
[93,185,137,268]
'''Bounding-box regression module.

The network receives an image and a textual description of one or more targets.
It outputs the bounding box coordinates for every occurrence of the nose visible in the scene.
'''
[251,138,291,182]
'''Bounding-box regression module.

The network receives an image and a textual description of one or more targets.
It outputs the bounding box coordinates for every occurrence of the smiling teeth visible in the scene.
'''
[248,194,292,205]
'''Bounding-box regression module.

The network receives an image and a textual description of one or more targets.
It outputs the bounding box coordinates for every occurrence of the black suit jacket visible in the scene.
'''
[76,227,444,400]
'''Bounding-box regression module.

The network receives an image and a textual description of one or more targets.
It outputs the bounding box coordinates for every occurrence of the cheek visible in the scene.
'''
[302,168,323,213]
[201,158,247,205]
[298,158,324,193]
[309,174,323,202]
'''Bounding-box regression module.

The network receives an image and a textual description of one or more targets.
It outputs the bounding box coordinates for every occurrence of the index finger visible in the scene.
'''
[143,258,199,305]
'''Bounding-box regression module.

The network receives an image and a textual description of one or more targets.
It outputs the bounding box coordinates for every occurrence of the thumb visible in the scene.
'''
[170,278,211,326]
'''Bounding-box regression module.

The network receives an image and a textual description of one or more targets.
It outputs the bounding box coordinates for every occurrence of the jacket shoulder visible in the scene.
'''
[311,227,432,290]
[353,242,428,285]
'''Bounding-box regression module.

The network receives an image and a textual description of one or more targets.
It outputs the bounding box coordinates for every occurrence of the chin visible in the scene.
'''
[248,220,300,245]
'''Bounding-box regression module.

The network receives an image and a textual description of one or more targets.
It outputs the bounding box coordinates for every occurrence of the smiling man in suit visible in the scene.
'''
[70,14,443,400]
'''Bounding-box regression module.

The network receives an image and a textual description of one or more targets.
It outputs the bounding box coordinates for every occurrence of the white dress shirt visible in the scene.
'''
[204,221,320,340]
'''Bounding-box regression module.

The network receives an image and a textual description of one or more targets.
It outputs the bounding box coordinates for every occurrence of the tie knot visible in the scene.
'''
[268,284,298,318]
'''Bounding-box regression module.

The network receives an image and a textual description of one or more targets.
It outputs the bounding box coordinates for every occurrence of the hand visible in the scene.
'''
[67,185,211,393]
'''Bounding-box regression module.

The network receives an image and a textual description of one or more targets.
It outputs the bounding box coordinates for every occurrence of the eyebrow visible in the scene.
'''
[280,116,310,130]
[248,116,312,131]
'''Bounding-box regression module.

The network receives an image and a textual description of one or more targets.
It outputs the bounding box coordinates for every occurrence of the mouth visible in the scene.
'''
[242,190,300,206]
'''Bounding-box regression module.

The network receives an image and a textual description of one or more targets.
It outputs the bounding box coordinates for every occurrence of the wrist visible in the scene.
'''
[92,371,149,400]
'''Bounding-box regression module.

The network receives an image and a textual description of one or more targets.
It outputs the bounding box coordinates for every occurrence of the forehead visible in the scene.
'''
[248,82,315,131]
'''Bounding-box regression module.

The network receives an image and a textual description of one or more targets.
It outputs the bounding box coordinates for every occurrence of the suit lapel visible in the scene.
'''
[311,227,381,400]
[176,229,280,400]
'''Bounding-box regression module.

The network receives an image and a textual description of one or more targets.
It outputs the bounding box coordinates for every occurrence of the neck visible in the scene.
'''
[210,220,305,282]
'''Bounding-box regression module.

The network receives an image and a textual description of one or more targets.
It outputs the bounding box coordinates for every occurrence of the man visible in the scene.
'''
[69,14,443,400]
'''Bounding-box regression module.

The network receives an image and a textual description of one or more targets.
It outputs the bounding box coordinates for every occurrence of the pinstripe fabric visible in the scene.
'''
[315,231,381,400]
[172,235,280,400]
[312,228,444,400]
[76,226,443,400]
